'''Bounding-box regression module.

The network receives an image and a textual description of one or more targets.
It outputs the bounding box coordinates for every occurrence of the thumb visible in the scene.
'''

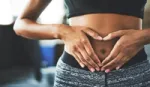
[103,30,126,40]
[82,28,103,40]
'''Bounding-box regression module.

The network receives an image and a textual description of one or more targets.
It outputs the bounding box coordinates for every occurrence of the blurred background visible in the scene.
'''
[0,0,150,87]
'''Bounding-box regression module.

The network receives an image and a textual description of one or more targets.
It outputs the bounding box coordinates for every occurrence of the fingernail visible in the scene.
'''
[96,67,100,71]
[97,36,103,40]
[80,64,85,68]
[103,35,110,40]
[103,37,107,40]
[90,68,95,72]
[116,66,120,70]
[105,69,110,73]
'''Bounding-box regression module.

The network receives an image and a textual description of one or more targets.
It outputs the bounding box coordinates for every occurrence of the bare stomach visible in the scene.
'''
[69,13,142,61]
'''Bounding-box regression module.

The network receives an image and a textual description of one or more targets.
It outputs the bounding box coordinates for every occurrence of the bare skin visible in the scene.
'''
[13,0,150,72]
[69,13,142,63]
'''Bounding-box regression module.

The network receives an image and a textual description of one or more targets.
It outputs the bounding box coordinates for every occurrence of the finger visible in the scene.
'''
[72,52,85,68]
[101,52,124,73]
[102,43,121,65]
[116,63,124,70]
[77,45,100,71]
[82,28,102,40]
[116,56,130,70]
[103,30,127,40]
[82,38,102,67]
[74,51,96,72]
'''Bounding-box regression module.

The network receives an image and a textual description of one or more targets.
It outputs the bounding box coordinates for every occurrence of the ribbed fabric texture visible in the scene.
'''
[54,59,150,87]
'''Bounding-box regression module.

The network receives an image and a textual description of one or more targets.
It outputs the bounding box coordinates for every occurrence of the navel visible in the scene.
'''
[100,49,106,55]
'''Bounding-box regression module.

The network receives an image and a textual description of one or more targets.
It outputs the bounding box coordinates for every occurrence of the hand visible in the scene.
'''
[101,29,146,73]
[60,25,103,72]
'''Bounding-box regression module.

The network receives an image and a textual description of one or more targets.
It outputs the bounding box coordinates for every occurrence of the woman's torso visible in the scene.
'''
[68,14,142,61]
[61,0,148,69]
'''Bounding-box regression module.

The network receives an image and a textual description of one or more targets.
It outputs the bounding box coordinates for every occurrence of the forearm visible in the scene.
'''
[14,18,66,40]
[13,0,64,40]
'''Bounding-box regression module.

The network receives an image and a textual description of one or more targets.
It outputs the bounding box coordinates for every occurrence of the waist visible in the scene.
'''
[60,48,147,71]
[69,13,142,34]
[69,14,143,60]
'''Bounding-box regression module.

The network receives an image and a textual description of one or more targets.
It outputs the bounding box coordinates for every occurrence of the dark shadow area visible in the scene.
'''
[0,23,48,87]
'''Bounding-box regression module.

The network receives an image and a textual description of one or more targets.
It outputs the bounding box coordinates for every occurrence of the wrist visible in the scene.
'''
[139,29,150,45]
[55,24,72,40]
[47,24,69,39]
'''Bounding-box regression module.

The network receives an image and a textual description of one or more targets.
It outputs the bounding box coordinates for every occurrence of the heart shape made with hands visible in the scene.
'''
[92,29,144,73]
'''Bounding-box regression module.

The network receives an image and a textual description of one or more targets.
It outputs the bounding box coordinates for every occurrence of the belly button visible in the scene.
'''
[100,49,106,54]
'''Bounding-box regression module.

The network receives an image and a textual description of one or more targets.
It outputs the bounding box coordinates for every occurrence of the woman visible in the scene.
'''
[14,0,150,87]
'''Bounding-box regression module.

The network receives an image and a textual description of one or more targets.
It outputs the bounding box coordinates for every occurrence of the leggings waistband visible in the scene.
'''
[61,48,147,71]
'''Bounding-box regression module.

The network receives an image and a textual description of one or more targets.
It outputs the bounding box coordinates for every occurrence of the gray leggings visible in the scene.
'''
[54,59,150,87]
